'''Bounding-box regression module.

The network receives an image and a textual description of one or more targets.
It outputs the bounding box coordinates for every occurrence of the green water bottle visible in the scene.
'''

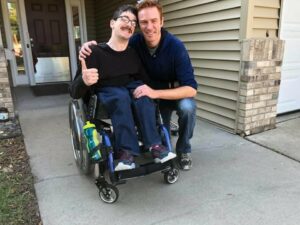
[83,121,101,161]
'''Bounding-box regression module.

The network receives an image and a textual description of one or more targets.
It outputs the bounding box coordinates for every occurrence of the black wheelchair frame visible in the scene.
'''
[69,95,179,203]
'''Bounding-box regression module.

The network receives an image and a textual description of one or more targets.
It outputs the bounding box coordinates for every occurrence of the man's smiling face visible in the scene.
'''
[111,11,137,41]
[138,6,164,48]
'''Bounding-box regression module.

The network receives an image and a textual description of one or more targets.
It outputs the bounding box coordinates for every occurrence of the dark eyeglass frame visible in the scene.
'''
[117,16,138,27]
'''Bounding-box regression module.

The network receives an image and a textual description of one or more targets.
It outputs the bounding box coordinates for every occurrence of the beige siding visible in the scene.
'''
[161,0,241,130]
[95,0,135,42]
[245,0,281,38]
[85,0,96,40]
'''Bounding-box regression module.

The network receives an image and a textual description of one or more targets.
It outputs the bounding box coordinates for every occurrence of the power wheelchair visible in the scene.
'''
[69,95,179,203]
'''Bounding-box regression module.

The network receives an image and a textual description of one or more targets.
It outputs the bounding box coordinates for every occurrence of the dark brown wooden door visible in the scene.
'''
[25,0,69,58]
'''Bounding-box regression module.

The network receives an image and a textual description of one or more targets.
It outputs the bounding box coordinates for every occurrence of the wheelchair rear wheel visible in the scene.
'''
[69,100,93,175]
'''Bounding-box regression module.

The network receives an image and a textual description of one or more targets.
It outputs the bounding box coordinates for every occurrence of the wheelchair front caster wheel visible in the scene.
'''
[164,168,179,184]
[99,184,119,203]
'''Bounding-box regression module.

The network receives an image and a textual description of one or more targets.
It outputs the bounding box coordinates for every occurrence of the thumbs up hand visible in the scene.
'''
[81,58,99,86]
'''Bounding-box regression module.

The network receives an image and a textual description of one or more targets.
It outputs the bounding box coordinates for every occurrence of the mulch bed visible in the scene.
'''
[0,119,42,225]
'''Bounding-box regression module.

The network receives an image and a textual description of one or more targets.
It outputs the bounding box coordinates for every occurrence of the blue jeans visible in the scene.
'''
[97,81,161,155]
[159,98,196,154]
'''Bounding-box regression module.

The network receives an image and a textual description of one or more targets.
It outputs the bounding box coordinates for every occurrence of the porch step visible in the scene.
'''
[31,83,70,96]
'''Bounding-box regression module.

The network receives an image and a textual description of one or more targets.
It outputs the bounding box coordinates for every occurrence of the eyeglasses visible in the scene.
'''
[117,16,137,27]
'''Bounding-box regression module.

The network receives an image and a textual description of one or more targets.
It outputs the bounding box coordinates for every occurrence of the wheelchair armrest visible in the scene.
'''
[95,101,109,120]
[89,95,109,120]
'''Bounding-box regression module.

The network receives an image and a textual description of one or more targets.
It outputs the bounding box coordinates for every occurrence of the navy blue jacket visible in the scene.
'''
[129,29,197,90]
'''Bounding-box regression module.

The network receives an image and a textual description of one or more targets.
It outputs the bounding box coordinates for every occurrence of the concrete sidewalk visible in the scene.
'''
[15,87,300,225]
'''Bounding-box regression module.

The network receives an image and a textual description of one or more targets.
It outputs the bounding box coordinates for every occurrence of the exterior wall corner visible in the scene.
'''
[237,38,284,136]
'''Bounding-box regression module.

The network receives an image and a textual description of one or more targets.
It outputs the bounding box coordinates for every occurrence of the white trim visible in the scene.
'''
[66,0,88,80]
[80,0,88,43]
[65,0,77,80]
[1,0,18,86]
[18,0,35,85]
[69,0,87,43]
[0,30,3,48]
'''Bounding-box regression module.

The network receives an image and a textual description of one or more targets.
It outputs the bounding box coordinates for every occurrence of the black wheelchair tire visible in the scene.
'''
[164,168,179,184]
[69,100,93,175]
[99,184,119,203]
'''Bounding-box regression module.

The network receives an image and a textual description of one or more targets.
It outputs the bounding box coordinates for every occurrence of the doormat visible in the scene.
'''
[31,83,70,96]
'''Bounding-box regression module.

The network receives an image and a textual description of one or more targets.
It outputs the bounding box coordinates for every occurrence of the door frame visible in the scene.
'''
[1,0,35,86]
[65,0,88,80]
[1,0,87,86]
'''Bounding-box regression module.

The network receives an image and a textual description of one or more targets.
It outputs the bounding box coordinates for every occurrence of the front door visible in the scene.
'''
[1,0,86,86]
[24,0,71,83]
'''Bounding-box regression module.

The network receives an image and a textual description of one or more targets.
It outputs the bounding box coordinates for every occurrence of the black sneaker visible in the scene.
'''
[150,144,176,163]
[179,153,192,170]
[115,150,136,171]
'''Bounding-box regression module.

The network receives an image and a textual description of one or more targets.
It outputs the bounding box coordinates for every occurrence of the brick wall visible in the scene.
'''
[237,39,284,136]
[0,47,14,118]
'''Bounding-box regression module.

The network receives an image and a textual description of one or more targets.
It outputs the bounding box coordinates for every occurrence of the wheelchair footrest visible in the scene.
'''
[115,160,174,180]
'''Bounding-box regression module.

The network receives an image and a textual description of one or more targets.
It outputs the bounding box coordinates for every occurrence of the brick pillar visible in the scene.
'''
[0,38,15,118]
[237,39,284,136]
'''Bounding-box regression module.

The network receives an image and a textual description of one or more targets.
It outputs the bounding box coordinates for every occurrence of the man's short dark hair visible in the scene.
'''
[112,5,137,20]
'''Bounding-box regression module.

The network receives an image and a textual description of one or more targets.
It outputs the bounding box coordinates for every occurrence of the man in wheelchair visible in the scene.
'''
[69,4,176,171]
